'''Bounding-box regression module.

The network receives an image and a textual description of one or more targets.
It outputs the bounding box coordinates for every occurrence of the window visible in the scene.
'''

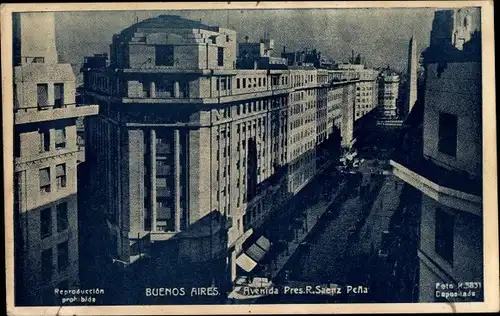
[54,128,66,149]
[37,84,49,109]
[56,164,66,188]
[236,78,240,89]
[39,129,50,152]
[438,112,458,157]
[57,202,68,232]
[156,80,174,98]
[57,241,69,272]
[220,77,227,90]
[217,47,224,66]
[54,83,64,108]
[41,207,52,238]
[157,177,167,187]
[242,78,246,88]
[155,45,174,66]
[435,208,454,264]
[41,248,53,280]
[39,167,51,193]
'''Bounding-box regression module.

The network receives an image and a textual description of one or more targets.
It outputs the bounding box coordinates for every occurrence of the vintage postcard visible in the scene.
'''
[2,1,498,315]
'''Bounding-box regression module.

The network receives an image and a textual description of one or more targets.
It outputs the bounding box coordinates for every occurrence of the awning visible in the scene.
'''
[255,236,271,252]
[236,253,257,272]
[246,244,267,262]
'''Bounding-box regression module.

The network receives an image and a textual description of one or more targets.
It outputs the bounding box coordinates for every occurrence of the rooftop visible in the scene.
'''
[119,14,221,38]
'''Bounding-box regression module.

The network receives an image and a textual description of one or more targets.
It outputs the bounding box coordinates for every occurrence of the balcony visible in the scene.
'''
[391,158,482,216]
[391,152,481,196]
[15,103,98,125]
[390,99,481,215]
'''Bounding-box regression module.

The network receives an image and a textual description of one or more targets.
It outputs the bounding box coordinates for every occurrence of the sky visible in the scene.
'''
[54,8,447,73]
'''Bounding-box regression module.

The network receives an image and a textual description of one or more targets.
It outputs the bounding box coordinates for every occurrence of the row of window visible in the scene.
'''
[236,76,266,89]
[356,98,373,104]
[38,128,66,153]
[289,151,315,172]
[291,127,315,143]
[88,73,112,94]
[290,114,315,130]
[356,92,372,97]
[291,140,315,160]
[219,97,287,118]
[291,74,316,87]
[36,83,65,109]
[327,93,343,102]
[155,45,225,67]
[242,200,265,228]
[356,103,374,109]
[39,164,67,194]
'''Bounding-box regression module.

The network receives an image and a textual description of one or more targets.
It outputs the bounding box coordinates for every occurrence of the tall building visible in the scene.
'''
[80,15,358,286]
[429,8,477,50]
[391,8,482,302]
[337,63,379,120]
[12,12,98,305]
[405,37,418,117]
[377,72,400,119]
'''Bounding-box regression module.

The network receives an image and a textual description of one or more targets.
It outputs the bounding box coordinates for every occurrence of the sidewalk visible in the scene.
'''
[358,175,404,253]
[227,176,348,301]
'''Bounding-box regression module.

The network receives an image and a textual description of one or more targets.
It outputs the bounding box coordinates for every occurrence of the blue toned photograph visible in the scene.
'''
[6,4,493,313]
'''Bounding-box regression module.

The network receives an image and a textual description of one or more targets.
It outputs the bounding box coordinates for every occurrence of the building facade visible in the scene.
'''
[13,12,98,305]
[337,63,379,121]
[391,8,482,302]
[377,72,400,119]
[80,15,358,285]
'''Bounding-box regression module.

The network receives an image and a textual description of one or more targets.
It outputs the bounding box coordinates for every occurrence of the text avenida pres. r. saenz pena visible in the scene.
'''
[145,285,369,297]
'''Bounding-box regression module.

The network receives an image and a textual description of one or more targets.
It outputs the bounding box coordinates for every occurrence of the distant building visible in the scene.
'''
[337,63,379,121]
[80,15,359,286]
[377,72,400,119]
[281,48,333,69]
[13,12,98,305]
[430,8,477,50]
[391,8,482,302]
[237,37,288,69]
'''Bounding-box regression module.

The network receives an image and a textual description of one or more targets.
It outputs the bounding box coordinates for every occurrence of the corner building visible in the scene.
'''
[391,8,482,302]
[13,12,98,305]
[81,15,358,285]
